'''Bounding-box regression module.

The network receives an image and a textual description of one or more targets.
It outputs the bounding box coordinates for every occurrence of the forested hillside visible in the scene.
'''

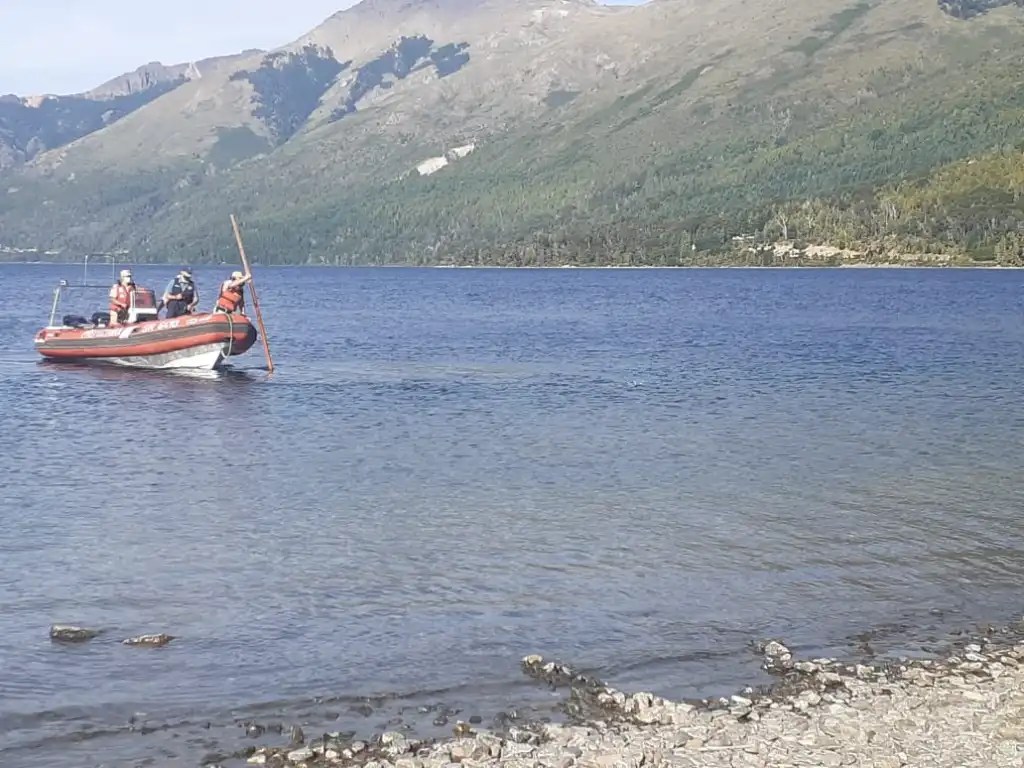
[0,0,1022,266]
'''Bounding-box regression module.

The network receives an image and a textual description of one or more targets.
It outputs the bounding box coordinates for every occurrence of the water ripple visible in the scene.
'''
[4,265,1024,766]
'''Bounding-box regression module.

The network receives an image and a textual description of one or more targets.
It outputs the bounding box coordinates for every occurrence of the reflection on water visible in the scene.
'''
[37,359,266,385]
[3,265,1024,767]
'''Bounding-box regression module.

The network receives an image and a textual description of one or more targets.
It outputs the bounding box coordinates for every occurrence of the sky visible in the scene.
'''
[0,0,643,96]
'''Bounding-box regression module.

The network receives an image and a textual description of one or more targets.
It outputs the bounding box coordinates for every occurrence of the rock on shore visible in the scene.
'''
[239,633,1024,768]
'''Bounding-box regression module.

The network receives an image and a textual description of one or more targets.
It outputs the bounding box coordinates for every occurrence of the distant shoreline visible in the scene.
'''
[1,261,1017,270]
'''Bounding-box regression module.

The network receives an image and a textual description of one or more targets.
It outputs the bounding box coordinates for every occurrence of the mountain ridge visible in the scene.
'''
[82,51,265,100]
[0,49,263,171]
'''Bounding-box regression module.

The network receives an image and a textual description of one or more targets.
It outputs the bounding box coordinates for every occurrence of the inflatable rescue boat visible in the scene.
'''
[34,284,258,370]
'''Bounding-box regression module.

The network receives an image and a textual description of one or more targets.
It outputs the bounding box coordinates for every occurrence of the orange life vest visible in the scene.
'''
[216,281,244,313]
[109,283,132,313]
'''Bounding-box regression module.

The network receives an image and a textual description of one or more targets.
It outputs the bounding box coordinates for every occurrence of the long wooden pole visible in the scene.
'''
[230,214,275,373]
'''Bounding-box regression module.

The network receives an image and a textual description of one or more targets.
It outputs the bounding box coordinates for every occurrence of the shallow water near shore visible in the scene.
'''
[3,264,1024,767]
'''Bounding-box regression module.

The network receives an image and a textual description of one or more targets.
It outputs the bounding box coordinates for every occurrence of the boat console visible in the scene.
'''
[127,289,158,324]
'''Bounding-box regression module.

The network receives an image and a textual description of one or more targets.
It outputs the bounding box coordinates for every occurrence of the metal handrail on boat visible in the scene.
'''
[46,280,120,328]
[47,281,67,328]
[45,251,127,327]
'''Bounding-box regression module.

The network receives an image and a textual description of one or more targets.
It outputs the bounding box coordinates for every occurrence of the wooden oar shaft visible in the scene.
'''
[230,214,275,373]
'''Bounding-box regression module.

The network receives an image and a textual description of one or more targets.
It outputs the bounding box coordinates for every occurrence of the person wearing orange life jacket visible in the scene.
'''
[214,270,252,315]
[108,269,136,326]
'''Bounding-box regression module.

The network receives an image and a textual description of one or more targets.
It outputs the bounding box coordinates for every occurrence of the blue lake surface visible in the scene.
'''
[2,264,1024,766]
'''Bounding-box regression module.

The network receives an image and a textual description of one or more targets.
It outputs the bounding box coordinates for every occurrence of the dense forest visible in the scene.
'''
[4,115,1022,267]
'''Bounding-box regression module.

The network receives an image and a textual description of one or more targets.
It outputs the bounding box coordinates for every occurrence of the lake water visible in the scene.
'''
[2,264,1024,767]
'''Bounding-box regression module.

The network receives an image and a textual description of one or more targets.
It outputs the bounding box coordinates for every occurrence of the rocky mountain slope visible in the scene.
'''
[0,51,260,172]
[0,0,1022,265]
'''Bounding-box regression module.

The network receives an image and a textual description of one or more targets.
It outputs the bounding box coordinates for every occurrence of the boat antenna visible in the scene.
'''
[230,214,275,374]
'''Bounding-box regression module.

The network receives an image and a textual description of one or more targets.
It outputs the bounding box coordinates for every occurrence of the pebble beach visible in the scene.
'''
[240,626,1024,768]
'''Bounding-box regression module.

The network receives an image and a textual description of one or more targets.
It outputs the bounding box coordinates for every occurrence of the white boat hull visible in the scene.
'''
[104,343,227,370]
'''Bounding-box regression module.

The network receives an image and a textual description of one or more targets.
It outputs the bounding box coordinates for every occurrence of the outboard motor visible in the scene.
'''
[62,314,92,328]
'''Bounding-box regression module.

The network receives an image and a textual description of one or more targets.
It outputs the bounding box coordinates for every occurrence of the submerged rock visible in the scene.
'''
[122,633,174,647]
[760,639,794,672]
[49,624,100,642]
